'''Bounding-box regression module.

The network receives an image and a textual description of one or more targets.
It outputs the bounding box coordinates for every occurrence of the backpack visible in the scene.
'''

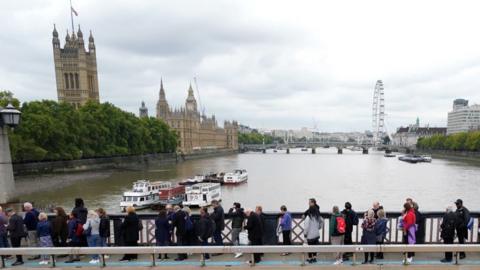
[336,216,346,234]
[441,216,456,239]
[75,221,84,237]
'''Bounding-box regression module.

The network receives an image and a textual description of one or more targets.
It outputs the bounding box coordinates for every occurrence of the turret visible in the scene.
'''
[185,83,197,112]
[65,30,71,43]
[88,30,95,52]
[52,24,60,48]
[77,25,84,47]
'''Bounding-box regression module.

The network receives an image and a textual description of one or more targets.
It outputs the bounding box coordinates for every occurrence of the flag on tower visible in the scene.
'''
[71,7,78,16]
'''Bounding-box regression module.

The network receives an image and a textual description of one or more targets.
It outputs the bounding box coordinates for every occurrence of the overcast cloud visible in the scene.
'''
[2,0,480,132]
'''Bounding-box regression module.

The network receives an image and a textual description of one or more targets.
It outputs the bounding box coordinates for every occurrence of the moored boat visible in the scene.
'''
[203,172,225,184]
[224,169,248,185]
[182,183,221,207]
[384,153,396,157]
[120,180,171,211]
[179,174,205,185]
[398,154,424,163]
[158,185,185,205]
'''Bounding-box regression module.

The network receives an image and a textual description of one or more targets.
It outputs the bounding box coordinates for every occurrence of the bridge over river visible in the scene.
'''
[240,142,413,154]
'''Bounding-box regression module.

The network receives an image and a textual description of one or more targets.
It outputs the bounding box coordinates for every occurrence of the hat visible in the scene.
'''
[5,208,13,213]
[455,199,463,205]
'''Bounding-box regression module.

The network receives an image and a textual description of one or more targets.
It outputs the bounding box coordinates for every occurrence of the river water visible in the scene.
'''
[19,148,480,213]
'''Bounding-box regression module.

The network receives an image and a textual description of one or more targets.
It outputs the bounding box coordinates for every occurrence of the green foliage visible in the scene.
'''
[9,100,177,162]
[0,90,20,108]
[238,132,283,144]
[416,131,480,151]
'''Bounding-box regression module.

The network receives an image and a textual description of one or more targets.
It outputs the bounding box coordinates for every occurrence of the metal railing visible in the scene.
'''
[104,211,480,246]
[1,245,479,268]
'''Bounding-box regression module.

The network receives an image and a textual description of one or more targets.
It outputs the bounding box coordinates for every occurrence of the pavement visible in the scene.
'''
[3,252,480,269]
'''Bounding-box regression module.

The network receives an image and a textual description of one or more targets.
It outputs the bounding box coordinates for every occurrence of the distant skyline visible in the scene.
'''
[2,1,480,132]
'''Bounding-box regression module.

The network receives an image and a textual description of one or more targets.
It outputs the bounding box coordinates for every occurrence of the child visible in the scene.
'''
[37,212,53,265]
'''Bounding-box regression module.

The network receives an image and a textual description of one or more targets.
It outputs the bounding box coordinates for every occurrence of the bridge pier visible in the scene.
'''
[262,149,266,154]
[362,148,369,154]
[311,148,316,154]
[286,148,290,154]
[337,148,343,154]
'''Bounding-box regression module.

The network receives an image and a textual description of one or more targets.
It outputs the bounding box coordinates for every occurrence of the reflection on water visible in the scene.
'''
[20,148,480,213]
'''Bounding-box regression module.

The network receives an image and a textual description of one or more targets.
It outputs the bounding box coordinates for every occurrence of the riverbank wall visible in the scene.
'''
[13,149,238,176]
[415,149,480,162]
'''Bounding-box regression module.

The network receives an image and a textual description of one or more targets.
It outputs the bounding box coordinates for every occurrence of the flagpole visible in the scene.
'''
[70,0,75,33]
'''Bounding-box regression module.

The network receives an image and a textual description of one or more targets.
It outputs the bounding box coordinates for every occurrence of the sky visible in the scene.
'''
[2,1,480,132]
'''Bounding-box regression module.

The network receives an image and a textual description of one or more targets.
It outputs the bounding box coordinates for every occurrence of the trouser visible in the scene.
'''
[331,235,344,260]
[122,241,138,260]
[343,232,353,258]
[364,252,375,262]
[307,237,319,258]
[68,241,80,260]
[444,237,454,261]
[176,235,188,259]
[10,237,23,262]
[156,240,169,259]
[402,235,414,258]
[27,230,38,247]
[0,233,9,260]
[100,237,108,247]
[282,230,291,246]
[52,236,67,247]
[457,229,467,257]
[376,238,384,259]
[231,227,242,245]
[213,229,223,245]
[201,238,210,259]
[251,238,262,263]
[39,236,53,260]
[87,235,101,260]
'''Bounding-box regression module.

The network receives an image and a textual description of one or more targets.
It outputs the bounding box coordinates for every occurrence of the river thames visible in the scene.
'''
[19,148,480,213]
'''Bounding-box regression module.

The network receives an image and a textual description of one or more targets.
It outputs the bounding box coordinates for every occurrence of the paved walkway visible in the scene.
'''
[4,252,480,269]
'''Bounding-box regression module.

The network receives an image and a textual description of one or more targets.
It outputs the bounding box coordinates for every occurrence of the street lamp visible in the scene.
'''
[0,103,21,204]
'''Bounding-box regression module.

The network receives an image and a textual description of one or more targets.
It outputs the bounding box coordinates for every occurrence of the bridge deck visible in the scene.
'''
[4,252,480,269]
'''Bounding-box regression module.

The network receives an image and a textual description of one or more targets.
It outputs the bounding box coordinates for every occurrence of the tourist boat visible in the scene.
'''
[301,148,308,151]
[421,155,432,163]
[384,153,396,157]
[273,149,278,153]
[223,169,248,185]
[179,174,205,185]
[203,172,225,184]
[182,183,221,207]
[120,180,171,211]
[158,185,185,205]
[398,155,424,163]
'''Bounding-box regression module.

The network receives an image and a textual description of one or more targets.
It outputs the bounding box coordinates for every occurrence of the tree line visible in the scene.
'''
[238,132,284,144]
[417,132,480,151]
[2,92,178,162]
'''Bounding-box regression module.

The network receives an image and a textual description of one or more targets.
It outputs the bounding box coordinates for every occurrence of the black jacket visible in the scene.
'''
[212,206,225,231]
[99,215,110,238]
[455,206,470,230]
[441,212,457,240]
[7,213,26,238]
[228,207,245,229]
[52,215,68,242]
[72,199,88,225]
[121,213,141,243]
[341,209,358,233]
[245,213,263,242]
[195,215,214,240]
[172,210,187,237]
[415,209,426,244]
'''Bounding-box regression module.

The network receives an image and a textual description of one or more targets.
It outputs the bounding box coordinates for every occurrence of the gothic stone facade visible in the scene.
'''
[52,25,100,108]
[156,81,238,154]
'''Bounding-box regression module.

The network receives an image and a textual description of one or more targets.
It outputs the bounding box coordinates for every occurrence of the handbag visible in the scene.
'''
[239,231,249,245]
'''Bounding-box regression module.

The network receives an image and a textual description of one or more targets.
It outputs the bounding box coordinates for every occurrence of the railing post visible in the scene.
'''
[51,255,56,268]
[1,256,5,268]
[352,252,357,266]
[455,252,459,265]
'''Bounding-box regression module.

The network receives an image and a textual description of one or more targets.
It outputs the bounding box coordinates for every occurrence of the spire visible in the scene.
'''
[52,24,58,38]
[77,24,83,38]
[65,30,71,42]
[88,30,94,42]
[52,24,60,47]
[88,30,95,52]
[187,83,194,98]
[159,79,166,99]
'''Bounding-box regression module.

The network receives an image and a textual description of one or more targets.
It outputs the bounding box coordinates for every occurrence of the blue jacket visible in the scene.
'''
[36,220,51,237]
[67,218,80,244]
[280,212,292,231]
[24,209,39,231]
[375,218,389,238]
[155,216,171,244]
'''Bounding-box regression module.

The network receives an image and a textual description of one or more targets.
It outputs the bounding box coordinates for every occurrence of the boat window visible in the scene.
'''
[140,197,145,202]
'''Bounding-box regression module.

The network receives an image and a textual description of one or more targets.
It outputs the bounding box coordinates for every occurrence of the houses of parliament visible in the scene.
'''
[52,25,238,154]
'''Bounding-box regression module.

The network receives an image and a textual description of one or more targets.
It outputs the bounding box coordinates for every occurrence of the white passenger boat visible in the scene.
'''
[182,183,221,207]
[179,174,205,186]
[223,169,248,185]
[120,180,171,211]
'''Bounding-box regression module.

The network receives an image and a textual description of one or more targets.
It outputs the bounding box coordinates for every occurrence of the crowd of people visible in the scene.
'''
[0,197,474,266]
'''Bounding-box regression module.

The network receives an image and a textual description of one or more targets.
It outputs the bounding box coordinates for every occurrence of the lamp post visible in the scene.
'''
[0,103,21,204]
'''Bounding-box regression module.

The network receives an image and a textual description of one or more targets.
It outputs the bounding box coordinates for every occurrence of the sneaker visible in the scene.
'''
[407,257,413,264]
[234,253,243,258]
[89,259,99,264]
[281,252,290,256]
[104,255,110,259]
[440,259,452,263]
[11,261,24,266]
[333,259,343,265]
[38,260,47,265]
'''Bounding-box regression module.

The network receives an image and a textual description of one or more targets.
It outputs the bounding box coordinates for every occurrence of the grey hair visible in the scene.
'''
[23,202,33,209]
[446,206,453,213]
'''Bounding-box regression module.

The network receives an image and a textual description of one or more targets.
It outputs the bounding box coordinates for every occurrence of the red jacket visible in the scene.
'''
[403,209,416,231]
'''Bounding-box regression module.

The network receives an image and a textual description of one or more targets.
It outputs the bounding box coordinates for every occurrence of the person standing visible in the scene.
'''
[454,199,470,259]
[375,209,389,259]
[402,203,416,264]
[120,207,142,261]
[23,202,40,260]
[97,208,110,249]
[72,198,88,247]
[52,207,68,255]
[440,206,457,263]
[6,208,25,266]
[211,200,225,247]
[155,210,171,260]
[84,210,101,264]
[329,206,345,265]
[195,207,214,261]
[65,212,81,263]
[341,202,358,261]
[372,202,381,219]
[303,205,323,264]
[37,212,53,265]
[172,206,188,261]
[228,202,245,258]
[244,208,263,265]
[361,209,376,264]
[279,205,292,256]
[255,206,266,246]
[412,202,426,245]
[0,206,10,260]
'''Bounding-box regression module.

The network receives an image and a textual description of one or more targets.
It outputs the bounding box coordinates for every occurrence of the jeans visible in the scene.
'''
[87,234,101,260]
[100,237,108,247]
[213,229,223,245]
[27,230,38,247]
[201,238,210,259]
[0,233,9,260]
[231,227,242,246]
